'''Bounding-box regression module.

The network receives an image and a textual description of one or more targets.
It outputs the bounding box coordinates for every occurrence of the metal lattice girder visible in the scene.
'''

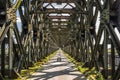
[40,21,77,24]
[47,16,71,19]
[33,9,85,14]
[32,0,78,3]
[0,0,120,80]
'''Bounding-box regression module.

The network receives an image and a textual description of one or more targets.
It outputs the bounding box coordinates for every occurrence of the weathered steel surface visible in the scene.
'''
[0,0,120,80]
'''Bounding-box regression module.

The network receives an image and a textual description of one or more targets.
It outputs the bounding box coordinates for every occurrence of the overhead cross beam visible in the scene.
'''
[39,21,76,24]
[33,9,83,14]
[48,16,71,19]
[39,0,76,3]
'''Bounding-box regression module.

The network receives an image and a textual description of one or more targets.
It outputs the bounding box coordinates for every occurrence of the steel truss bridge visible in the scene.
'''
[0,0,120,80]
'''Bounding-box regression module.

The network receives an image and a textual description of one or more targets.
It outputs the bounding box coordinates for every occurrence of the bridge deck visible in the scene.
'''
[27,51,87,80]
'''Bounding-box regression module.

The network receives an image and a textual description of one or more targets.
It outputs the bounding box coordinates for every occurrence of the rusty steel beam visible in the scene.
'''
[34,9,79,14]
[36,0,75,3]
[48,16,71,19]
[50,26,68,28]
[1,0,120,80]
[40,21,76,24]
[51,24,68,26]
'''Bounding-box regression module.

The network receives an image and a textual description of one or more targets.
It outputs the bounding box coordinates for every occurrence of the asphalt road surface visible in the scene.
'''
[27,50,87,80]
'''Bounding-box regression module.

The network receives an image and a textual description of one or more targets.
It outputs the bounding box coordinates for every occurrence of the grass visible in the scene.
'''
[63,51,104,80]
[12,50,58,80]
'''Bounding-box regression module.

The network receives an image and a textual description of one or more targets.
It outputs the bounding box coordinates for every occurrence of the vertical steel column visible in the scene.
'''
[111,39,115,80]
[28,41,32,66]
[1,39,5,78]
[8,24,13,78]
[1,0,7,76]
[103,26,108,79]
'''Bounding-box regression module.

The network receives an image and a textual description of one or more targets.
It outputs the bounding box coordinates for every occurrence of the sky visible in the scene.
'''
[16,10,22,32]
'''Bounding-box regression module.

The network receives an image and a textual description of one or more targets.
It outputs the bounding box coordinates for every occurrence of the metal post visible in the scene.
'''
[8,24,13,78]
[28,41,32,66]
[111,39,115,80]
[1,39,5,78]
[103,26,108,79]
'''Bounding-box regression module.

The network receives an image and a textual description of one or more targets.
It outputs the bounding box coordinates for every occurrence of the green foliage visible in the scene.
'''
[0,73,4,80]
[78,66,89,73]
[13,51,57,80]
[63,51,105,80]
